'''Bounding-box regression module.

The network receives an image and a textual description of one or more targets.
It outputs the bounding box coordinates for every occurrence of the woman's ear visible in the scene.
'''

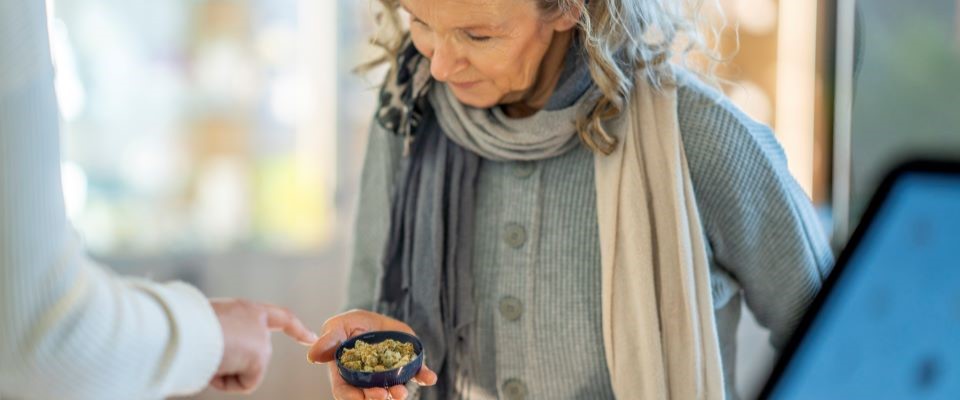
[552,2,582,32]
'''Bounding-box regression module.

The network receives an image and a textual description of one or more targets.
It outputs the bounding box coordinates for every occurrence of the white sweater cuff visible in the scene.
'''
[132,280,225,396]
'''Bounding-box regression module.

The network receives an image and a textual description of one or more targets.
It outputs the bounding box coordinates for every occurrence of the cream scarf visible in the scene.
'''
[594,70,726,399]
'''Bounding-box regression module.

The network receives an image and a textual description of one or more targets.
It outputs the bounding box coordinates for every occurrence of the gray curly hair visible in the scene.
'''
[363,0,726,155]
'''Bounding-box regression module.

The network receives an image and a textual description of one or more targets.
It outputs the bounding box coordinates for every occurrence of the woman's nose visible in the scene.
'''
[428,39,462,82]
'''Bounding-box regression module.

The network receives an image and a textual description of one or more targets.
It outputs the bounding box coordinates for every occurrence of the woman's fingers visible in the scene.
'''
[414,364,439,386]
[388,384,409,399]
[362,387,391,400]
[263,304,318,345]
[309,311,369,363]
[209,376,226,391]
[214,374,253,393]
[308,328,345,363]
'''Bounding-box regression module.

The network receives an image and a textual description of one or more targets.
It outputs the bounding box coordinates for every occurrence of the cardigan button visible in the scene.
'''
[498,297,523,322]
[503,223,527,249]
[502,378,528,400]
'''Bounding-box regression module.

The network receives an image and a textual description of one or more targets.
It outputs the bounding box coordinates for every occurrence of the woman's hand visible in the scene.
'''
[308,310,438,400]
[210,299,318,393]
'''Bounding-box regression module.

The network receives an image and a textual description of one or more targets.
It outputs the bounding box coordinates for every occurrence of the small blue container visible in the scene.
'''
[335,331,424,388]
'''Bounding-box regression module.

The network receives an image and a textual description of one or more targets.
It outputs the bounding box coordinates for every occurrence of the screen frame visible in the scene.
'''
[758,160,960,400]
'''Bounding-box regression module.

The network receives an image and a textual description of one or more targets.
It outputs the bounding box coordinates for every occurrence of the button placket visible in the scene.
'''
[494,160,541,397]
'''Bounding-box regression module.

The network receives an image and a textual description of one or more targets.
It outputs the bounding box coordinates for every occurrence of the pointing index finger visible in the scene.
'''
[263,304,318,345]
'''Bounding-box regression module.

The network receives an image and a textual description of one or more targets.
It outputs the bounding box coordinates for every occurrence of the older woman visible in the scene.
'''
[308,0,833,399]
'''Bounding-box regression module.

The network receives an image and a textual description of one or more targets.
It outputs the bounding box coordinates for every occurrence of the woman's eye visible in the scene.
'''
[465,33,492,42]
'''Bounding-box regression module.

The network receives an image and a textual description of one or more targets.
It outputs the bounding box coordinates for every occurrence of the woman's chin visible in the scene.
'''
[450,88,499,109]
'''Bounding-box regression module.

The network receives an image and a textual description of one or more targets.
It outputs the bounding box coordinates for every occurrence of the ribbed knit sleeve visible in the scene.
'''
[344,122,404,312]
[1,2,224,398]
[677,75,835,350]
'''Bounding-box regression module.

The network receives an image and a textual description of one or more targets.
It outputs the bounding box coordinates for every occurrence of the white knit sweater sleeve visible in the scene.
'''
[0,1,224,399]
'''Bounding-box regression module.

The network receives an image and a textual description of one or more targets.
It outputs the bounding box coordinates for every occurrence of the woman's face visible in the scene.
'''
[403,0,578,108]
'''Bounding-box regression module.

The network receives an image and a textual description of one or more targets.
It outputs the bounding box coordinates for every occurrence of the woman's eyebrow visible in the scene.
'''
[406,10,429,27]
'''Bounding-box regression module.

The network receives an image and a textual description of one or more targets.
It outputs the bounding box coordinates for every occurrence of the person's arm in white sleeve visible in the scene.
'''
[0,2,316,399]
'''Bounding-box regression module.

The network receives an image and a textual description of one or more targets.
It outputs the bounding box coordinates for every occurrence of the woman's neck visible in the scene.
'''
[501,30,574,118]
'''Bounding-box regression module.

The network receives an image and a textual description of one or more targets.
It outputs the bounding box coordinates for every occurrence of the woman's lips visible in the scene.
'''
[450,80,480,90]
